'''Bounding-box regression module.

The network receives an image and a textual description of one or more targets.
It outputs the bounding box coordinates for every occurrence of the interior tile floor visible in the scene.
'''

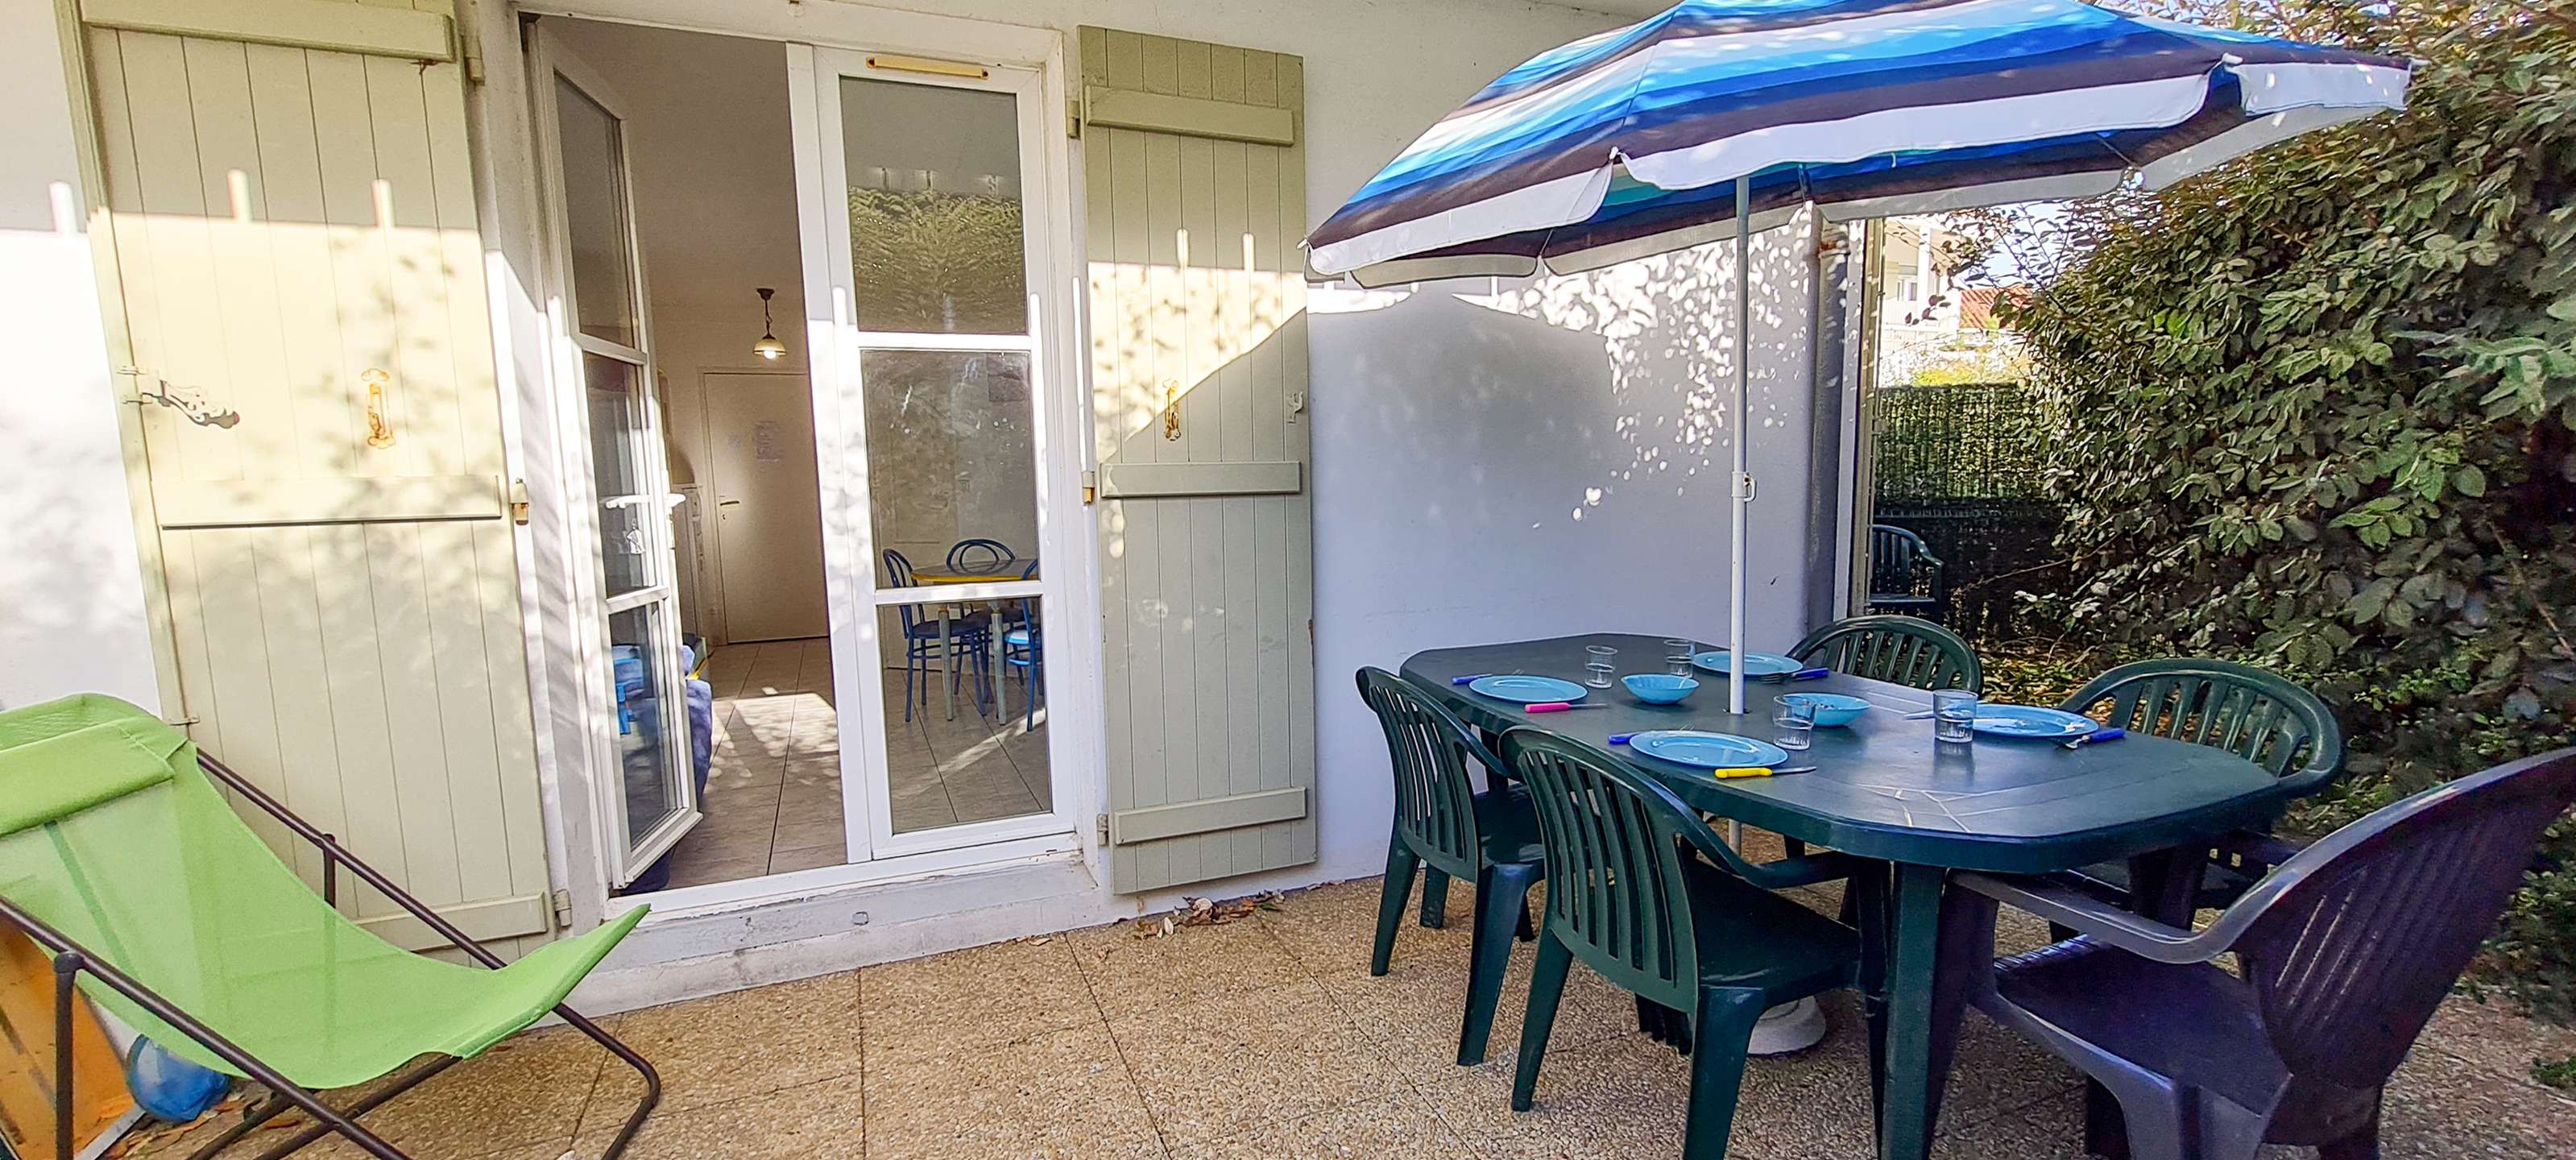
[128,848,2576,1160]
[654,637,1051,892]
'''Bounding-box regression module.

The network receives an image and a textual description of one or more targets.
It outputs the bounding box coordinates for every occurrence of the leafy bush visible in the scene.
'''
[1997,2,2576,1017]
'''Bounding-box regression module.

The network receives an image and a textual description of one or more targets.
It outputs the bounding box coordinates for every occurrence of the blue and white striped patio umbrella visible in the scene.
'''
[1307,0,2408,711]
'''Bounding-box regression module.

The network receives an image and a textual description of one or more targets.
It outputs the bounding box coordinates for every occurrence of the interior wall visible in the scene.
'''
[547,20,814,645]
[0,3,164,715]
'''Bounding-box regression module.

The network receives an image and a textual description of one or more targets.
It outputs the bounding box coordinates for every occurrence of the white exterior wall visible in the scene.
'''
[0,2,164,715]
[2,0,1842,1009]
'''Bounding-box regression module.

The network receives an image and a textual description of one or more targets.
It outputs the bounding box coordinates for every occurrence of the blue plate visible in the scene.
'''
[1779,692,1871,727]
[1691,651,1799,677]
[1970,704,2097,740]
[1626,731,1791,769]
[1468,674,1588,704]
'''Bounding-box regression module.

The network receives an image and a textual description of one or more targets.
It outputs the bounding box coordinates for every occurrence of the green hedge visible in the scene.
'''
[1999,2,2576,1017]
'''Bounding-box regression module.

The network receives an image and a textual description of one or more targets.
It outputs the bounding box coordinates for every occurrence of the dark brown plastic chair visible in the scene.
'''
[1353,667,1543,1066]
[1941,747,2576,1160]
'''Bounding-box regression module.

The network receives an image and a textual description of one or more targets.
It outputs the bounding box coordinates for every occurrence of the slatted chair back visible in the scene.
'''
[1502,729,1703,1011]
[2061,659,2342,793]
[1791,615,1982,694]
[1869,524,1940,597]
[1355,668,1493,881]
[882,549,927,633]
[2224,748,2576,1092]
[946,538,1015,572]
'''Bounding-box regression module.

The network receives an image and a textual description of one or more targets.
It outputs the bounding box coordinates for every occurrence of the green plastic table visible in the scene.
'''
[1402,632,2292,1160]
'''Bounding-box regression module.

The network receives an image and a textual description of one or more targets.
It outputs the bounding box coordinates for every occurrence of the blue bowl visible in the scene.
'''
[1622,673,1700,705]
[1779,692,1870,727]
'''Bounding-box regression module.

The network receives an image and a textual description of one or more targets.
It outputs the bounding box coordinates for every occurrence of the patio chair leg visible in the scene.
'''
[1458,861,1537,1065]
[242,1055,459,1160]
[2316,1093,2383,1160]
[560,1007,661,1160]
[1516,895,1536,941]
[184,1092,296,1160]
[1679,988,1764,1160]
[1370,843,1420,976]
[1511,932,1573,1112]
[1419,868,1450,929]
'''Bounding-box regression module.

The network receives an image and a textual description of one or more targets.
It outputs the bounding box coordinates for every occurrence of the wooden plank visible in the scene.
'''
[307,48,396,481]
[80,0,454,62]
[364,521,466,907]
[418,520,511,904]
[352,891,549,950]
[1109,786,1307,845]
[1082,87,1296,146]
[153,474,507,527]
[309,521,412,917]
[1097,461,1300,498]
[244,43,362,477]
[249,528,348,891]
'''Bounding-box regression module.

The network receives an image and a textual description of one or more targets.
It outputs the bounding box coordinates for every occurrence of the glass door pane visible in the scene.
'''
[814,56,1059,855]
[544,48,698,885]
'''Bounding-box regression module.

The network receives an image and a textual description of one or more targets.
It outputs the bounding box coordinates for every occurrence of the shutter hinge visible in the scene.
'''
[1081,469,1098,504]
[509,478,531,525]
[1095,813,1110,844]
[549,889,574,929]
[1067,97,1083,139]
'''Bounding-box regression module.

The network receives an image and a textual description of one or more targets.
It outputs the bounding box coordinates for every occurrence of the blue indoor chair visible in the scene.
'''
[884,549,992,721]
[1002,559,1043,728]
[946,538,1015,573]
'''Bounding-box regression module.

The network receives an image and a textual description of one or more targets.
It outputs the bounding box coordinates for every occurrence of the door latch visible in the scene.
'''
[118,369,241,429]
[1162,380,1182,441]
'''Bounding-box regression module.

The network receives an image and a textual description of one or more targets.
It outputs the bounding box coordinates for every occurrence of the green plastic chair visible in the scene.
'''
[2055,658,2344,909]
[0,695,659,1160]
[1501,728,1862,1159]
[1790,615,1982,694]
[1354,668,1543,1066]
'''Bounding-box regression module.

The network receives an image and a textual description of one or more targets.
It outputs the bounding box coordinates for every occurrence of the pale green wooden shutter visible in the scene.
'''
[1080,27,1316,893]
[76,0,556,953]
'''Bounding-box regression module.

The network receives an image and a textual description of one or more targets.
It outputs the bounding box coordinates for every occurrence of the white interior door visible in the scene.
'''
[792,45,1075,862]
[705,371,830,642]
[532,31,701,886]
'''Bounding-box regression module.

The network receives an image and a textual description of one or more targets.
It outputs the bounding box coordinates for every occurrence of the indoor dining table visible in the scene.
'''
[909,560,1037,720]
[1402,632,2298,1160]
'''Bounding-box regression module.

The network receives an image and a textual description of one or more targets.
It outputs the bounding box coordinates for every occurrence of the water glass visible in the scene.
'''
[1584,644,1617,688]
[1663,639,1695,676]
[1932,690,1979,744]
[1774,698,1816,752]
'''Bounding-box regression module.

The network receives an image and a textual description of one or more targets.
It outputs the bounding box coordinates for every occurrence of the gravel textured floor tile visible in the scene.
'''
[864,1021,1162,1159]
[1109,980,1409,1148]
[583,972,863,1120]
[570,1072,863,1160]
[1166,1092,1472,1160]
[1068,915,1306,1020]
[863,935,1101,1064]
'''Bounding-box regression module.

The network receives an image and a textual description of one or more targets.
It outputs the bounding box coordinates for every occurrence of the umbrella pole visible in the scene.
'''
[1729,175,1750,716]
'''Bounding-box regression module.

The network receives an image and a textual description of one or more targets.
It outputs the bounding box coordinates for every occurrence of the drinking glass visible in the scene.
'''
[1664,639,1695,676]
[1932,690,1979,744]
[1774,698,1816,752]
[1584,644,1617,688]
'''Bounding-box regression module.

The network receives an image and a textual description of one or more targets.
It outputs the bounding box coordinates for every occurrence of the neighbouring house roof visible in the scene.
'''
[1957,286,2030,329]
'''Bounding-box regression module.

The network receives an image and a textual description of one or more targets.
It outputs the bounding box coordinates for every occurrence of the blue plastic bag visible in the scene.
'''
[124,1035,228,1123]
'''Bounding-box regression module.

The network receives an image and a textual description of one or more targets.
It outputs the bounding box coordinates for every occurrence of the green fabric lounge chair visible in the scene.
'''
[0,695,658,1160]
[1501,728,1862,1160]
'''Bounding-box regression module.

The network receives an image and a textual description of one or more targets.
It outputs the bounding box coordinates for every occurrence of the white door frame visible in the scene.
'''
[528,27,702,887]
[802,44,1079,864]
[507,2,1107,919]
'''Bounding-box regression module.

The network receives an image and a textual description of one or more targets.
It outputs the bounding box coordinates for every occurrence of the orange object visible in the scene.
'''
[0,928,133,1158]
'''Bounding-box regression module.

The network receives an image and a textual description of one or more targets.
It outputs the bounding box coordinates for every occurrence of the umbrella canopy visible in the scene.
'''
[1307,0,2410,287]
[1307,0,2408,714]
